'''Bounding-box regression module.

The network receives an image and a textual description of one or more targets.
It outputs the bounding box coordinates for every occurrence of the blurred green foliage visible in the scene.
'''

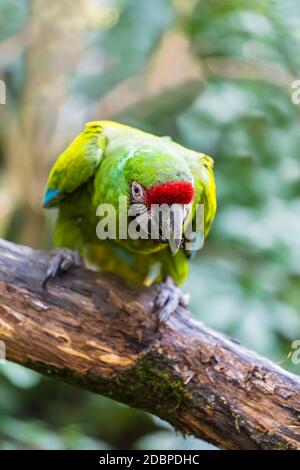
[74,0,173,99]
[0,0,299,450]
[0,0,28,42]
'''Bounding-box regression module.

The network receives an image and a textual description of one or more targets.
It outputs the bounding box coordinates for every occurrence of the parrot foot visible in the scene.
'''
[154,276,190,326]
[42,249,84,288]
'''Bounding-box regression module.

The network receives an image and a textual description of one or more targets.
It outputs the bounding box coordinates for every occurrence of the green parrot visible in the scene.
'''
[43,121,216,321]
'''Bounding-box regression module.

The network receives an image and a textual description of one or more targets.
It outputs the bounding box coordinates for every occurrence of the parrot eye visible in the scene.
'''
[131,182,144,201]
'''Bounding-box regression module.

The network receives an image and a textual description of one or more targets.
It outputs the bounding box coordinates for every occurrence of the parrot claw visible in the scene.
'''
[42,249,84,288]
[154,277,190,326]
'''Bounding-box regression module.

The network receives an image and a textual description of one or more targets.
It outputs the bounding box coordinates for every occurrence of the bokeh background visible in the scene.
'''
[0,0,300,450]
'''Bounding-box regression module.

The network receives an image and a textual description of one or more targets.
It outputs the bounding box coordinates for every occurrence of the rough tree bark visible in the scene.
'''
[0,238,299,450]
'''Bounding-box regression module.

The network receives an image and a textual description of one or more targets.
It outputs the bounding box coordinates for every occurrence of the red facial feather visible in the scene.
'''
[146,181,194,206]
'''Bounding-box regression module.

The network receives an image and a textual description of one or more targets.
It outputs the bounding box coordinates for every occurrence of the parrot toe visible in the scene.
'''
[42,249,84,288]
[154,276,190,326]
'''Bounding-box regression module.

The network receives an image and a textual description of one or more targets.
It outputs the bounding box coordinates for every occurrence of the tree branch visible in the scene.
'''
[0,238,299,450]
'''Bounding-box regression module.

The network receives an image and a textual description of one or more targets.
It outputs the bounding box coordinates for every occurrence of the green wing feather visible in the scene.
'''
[43,122,106,207]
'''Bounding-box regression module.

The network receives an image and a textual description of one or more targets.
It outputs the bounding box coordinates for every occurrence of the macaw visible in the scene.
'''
[43,121,216,321]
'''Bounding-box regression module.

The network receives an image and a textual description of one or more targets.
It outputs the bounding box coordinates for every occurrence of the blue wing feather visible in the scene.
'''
[42,188,61,208]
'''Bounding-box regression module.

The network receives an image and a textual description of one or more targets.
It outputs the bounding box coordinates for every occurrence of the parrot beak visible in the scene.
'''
[168,204,186,256]
[150,202,191,255]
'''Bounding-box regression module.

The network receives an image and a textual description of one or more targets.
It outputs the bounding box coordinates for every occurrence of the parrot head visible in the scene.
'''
[129,180,194,255]
[122,149,195,255]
